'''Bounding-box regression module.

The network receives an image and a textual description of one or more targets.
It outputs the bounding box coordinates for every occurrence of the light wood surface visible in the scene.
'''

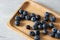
[7,0,60,40]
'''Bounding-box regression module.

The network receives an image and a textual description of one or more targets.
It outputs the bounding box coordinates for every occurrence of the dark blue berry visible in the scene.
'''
[26,25,30,29]
[31,17,36,22]
[57,30,60,34]
[55,33,60,39]
[36,15,40,20]
[30,13,35,17]
[23,11,28,16]
[15,16,20,21]
[42,23,47,29]
[14,21,20,26]
[32,24,38,30]
[49,16,56,22]
[49,32,55,37]
[38,24,43,30]
[25,15,31,20]
[34,21,40,25]
[29,31,35,36]
[19,9,24,14]
[52,28,57,33]
[45,12,50,17]
[44,16,49,21]
[34,35,40,40]
[20,15,25,19]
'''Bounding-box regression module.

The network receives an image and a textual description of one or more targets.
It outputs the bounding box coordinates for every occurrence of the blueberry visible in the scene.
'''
[14,21,20,26]
[26,25,30,29]
[52,28,57,33]
[20,15,25,19]
[15,16,20,21]
[34,21,40,25]
[32,24,38,30]
[44,16,49,21]
[23,11,28,16]
[38,24,43,30]
[49,32,55,37]
[49,16,56,22]
[44,12,50,21]
[29,31,35,36]
[34,35,40,40]
[30,13,35,17]
[42,23,47,29]
[57,30,60,34]
[25,15,31,20]
[36,15,40,20]
[42,29,48,35]
[56,30,60,38]
[49,22,54,28]
[45,12,50,17]
[19,9,24,14]
[35,30,40,35]
[31,17,36,22]
[55,33,60,39]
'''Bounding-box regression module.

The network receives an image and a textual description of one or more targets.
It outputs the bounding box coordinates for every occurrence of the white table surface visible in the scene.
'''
[0,0,60,40]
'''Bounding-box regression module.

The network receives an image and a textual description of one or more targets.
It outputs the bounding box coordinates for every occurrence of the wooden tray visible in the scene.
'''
[7,0,60,40]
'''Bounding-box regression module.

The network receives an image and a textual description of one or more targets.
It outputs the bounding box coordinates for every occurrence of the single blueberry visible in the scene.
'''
[15,16,20,21]
[34,21,40,25]
[44,16,49,21]
[49,16,56,22]
[20,15,25,19]
[19,9,24,14]
[52,28,57,33]
[14,21,20,26]
[55,33,60,39]
[36,15,40,20]
[38,24,43,30]
[29,31,35,36]
[26,25,30,29]
[23,11,28,16]
[57,30,60,34]
[34,35,40,40]
[49,32,55,37]
[44,12,50,17]
[32,24,38,30]
[42,23,47,29]
[31,17,36,22]
[25,15,31,20]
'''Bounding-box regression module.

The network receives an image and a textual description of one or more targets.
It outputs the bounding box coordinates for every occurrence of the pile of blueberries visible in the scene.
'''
[14,9,60,40]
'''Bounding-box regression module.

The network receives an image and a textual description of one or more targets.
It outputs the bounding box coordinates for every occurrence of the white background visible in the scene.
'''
[0,0,60,40]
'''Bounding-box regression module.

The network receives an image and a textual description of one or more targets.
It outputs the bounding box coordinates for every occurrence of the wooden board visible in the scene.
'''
[7,0,60,40]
